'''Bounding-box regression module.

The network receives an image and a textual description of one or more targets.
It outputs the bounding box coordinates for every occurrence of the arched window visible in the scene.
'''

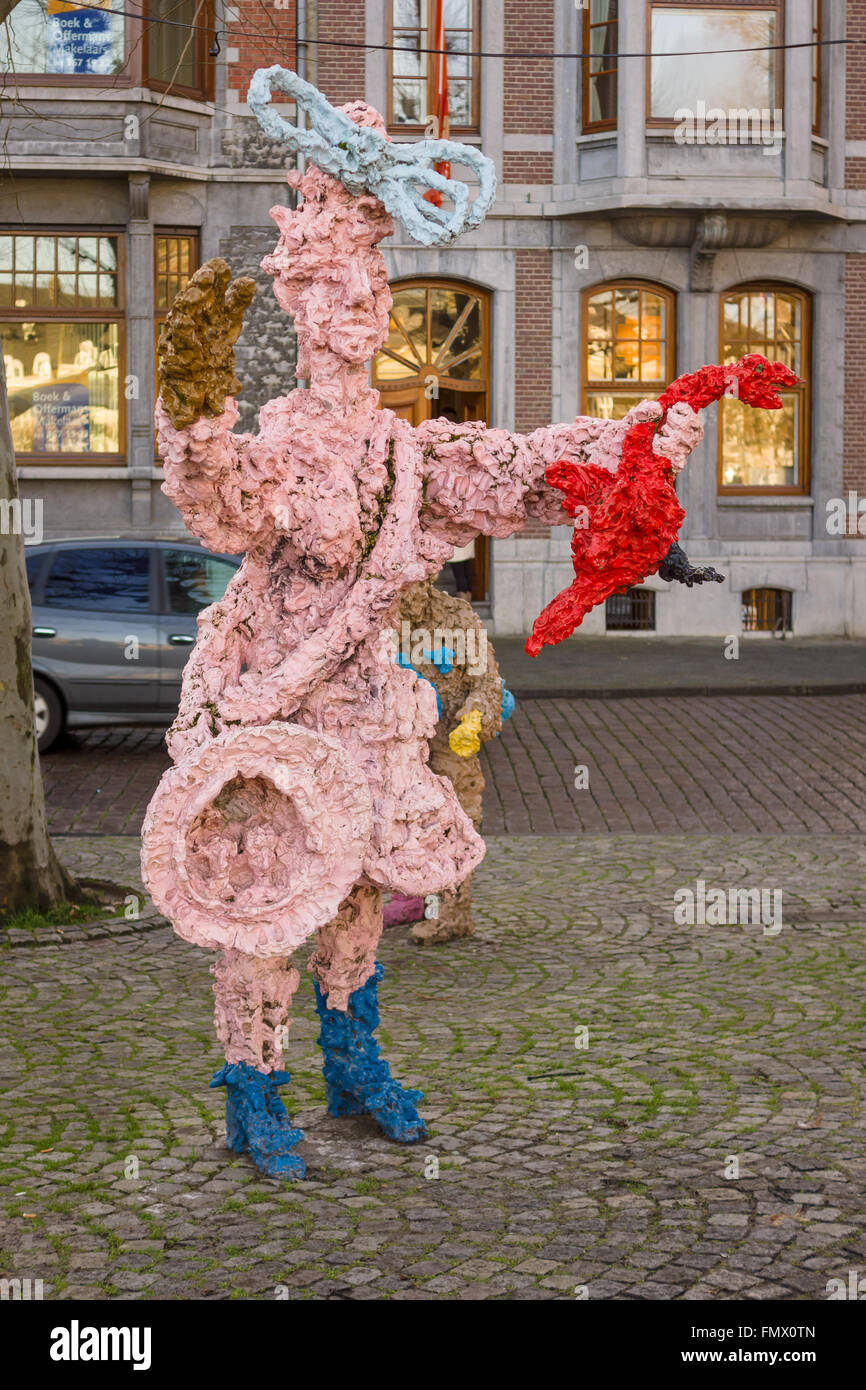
[719,285,809,493]
[582,281,675,418]
[374,280,488,397]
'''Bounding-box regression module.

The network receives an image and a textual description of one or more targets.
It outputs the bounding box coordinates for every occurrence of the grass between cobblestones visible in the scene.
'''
[1,832,864,1300]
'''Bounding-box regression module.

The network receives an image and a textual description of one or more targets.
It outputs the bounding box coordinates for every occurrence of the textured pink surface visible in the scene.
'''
[142,722,372,955]
[140,98,708,1050]
[309,884,384,1012]
[212,949,300,1069]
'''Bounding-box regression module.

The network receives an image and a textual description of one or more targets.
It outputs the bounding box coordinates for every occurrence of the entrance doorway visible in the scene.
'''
[373,279,491,602]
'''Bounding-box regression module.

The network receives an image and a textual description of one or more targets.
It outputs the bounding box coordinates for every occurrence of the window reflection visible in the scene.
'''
[584,283,671,417]
[390,0,476,128]
[720,286,806,489]
[650,6,778,118]
[147,0,201,90]
[1,232,122,457]
[374,282,485,386]
[165,550,237,613]
[44,548,150,611]
[584,0,618,128]
[0,0,125,75]
[2,321,120,453]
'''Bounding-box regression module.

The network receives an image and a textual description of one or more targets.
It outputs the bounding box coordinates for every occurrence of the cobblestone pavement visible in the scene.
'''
[2,833,865,1301]
[41,693,866,837]
[481,694,866,835]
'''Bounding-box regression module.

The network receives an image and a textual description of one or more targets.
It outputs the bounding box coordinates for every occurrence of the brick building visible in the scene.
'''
[2,0,865,636]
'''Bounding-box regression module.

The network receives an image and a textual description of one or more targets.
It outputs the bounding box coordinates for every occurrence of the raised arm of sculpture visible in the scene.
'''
[156,260,259,555]
[413,398,703,542]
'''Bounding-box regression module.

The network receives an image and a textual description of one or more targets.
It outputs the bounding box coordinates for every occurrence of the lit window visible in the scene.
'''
[649,5,780,121]
[582,282,674,419]
[155,232,197,323]
[583,0,618,131]
[389,0,479,131]
[0,233,122,458]
[742,588,792,633]
[0,0,125,76]
[154,232,198,455]
[374,280,486,385]
[719,286,808,492]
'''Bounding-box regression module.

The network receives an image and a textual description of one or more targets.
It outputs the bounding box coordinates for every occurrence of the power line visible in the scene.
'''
[10,2,862,64]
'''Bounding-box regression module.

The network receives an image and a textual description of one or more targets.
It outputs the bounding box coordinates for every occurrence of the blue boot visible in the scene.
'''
[210,1060,306,1181]
[313,962,427,1143]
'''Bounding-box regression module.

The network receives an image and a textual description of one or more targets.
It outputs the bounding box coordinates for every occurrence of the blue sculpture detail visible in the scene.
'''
[395,644,455,716]
[247,66,496,247]
[210,1060,306,1181]
[500,679,515,723]
[313,962,428,1143]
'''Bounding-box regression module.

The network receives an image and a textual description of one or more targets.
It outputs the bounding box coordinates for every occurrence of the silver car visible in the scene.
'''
[26,538,240,752]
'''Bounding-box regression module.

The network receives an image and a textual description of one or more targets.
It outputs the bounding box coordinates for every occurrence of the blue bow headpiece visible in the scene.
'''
[247,65,496,248]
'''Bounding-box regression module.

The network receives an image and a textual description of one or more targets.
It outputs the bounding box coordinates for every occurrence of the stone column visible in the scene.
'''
[126,174,155,531]
[617,0,646,185]
[784,0,813,195]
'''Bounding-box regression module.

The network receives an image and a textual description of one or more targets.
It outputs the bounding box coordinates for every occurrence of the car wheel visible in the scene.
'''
[34,678,64,754]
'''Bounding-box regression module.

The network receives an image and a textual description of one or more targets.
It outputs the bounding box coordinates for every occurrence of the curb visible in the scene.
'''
[2,904,170,949]
[509,683,866,701]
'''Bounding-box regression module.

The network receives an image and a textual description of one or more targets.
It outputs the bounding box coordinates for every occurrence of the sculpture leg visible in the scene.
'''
[210,949,306,1180]
[411,874,475,945]
[311,886,428,1143]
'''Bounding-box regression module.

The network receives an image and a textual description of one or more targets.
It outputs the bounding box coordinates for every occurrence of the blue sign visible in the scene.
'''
[31,383,90,453]
[46,8,114,76]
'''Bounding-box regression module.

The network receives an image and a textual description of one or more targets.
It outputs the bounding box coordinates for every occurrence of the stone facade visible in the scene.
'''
[218,227,298,433]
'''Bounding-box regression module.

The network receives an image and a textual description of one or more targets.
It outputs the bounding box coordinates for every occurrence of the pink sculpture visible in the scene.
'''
[140,71,734,1180]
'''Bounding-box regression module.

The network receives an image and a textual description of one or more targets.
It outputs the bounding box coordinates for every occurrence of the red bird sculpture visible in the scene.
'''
[526,354,801,656]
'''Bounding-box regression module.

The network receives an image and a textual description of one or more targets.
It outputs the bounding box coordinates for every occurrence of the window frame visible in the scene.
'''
[0,0,134,87]
[606,587,656,631]
[582,0,619,134]
[0,227,127,466]
[154,228,199,344]
[386,0,481,136]
[741,586,793,633]
[0,2,214,100]
[645,0,785,130]
[143,0,215,103]
[580,278,676,416]
[717,281,810,497]
[812,0,822,137]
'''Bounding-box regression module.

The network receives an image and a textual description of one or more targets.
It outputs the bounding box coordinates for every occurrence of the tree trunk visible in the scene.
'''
[0,353,79,918]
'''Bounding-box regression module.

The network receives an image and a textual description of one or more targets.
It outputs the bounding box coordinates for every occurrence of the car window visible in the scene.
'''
[43,548,150,612]
[25,550,48,594]
[164,550,237,614]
